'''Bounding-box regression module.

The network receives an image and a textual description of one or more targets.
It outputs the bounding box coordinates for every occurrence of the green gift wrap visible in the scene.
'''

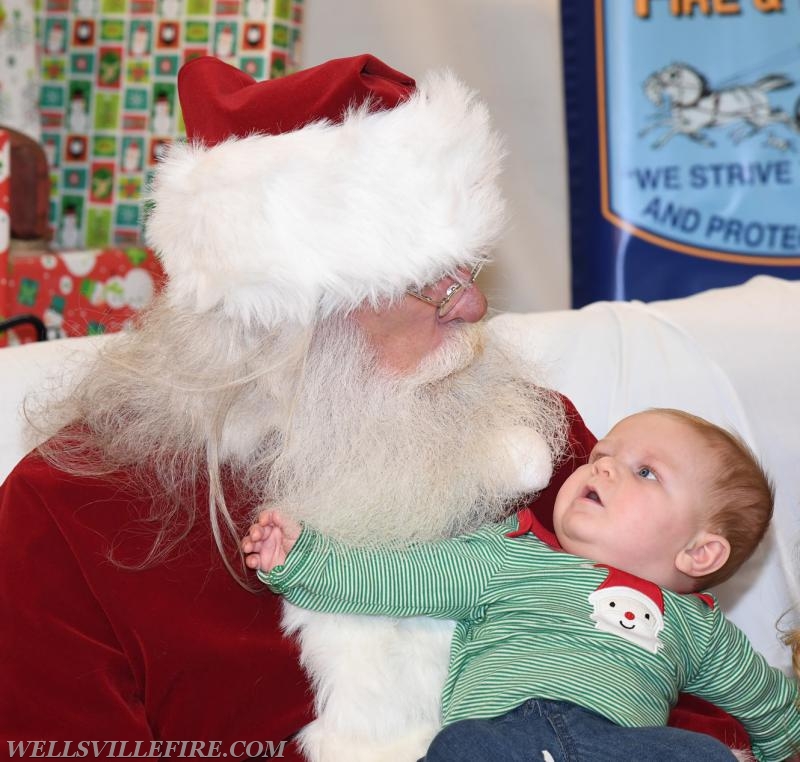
[36,0,305,251]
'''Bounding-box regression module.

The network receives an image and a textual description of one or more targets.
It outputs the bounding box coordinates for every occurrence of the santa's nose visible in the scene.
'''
[440,282,488,324]
[624,611,635,620]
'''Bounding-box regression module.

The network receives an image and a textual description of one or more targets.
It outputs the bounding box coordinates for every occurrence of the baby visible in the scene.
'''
[242,409,798,762]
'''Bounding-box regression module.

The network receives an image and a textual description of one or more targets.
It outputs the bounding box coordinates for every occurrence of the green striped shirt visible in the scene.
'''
[261,517,800,762]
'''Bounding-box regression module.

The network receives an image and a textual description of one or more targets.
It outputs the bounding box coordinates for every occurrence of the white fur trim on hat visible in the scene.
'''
[146,70,506,327]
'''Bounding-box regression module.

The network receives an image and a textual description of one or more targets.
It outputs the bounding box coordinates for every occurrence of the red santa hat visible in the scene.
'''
[146,54,507,327]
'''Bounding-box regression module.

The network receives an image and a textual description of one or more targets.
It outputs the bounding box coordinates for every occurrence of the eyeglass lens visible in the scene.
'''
[437,262,483,317]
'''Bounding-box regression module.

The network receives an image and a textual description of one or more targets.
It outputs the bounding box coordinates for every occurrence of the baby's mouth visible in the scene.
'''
[583,488,603,506]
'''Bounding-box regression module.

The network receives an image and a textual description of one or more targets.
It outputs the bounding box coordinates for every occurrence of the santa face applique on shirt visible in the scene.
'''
[587,565,665,654]
[509,509,715,657]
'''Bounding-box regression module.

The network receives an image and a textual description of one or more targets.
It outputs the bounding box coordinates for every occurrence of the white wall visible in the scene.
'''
[302,0,571,313]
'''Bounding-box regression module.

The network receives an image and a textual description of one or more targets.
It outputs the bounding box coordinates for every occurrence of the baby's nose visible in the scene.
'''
[592,456,617,478]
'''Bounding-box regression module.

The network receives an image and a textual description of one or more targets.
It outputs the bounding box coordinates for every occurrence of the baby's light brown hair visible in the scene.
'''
[653,409,774,591]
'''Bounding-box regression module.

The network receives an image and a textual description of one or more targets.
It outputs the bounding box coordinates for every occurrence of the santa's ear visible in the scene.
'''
[675,532,731,579]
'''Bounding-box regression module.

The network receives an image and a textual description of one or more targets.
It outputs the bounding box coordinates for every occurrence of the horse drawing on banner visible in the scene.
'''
[640,62,800,150]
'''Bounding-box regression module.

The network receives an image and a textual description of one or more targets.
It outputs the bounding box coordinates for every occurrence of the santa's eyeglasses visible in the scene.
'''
[406,260,485,318]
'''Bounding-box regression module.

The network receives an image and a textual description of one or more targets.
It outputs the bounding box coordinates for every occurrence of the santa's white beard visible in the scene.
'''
[33,300,562,570]
[254,316,567,546]
[231,316,568,762]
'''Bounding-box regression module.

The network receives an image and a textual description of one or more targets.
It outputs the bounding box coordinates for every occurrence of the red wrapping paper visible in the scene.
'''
[1,246,163,346]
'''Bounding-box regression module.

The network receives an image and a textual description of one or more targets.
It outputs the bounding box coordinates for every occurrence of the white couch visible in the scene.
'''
[2,275,799,674]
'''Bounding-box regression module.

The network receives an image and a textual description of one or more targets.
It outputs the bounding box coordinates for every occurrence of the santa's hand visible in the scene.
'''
[241,509,302,572]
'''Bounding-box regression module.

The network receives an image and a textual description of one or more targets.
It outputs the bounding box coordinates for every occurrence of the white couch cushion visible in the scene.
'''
[0,334,110,479]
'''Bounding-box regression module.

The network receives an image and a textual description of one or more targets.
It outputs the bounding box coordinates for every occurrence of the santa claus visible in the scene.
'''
[0,55,751,760]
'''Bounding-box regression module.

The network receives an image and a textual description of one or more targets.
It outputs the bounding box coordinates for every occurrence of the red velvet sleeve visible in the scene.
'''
[0,454,312,759]
[0,463,153,741]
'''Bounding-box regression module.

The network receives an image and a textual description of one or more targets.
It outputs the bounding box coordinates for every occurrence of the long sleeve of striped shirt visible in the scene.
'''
[681,603,800,762]
[259,521,513,621]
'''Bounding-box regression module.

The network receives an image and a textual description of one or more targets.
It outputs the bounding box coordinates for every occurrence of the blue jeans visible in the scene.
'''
[421,700,737,761]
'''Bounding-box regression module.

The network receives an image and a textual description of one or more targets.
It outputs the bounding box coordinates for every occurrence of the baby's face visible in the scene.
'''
[553,411,711,589]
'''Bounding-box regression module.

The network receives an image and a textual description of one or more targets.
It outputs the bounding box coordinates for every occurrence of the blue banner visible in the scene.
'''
[562,0,800,306]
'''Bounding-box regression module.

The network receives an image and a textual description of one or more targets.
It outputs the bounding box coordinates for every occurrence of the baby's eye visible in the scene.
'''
[637,466,658,481]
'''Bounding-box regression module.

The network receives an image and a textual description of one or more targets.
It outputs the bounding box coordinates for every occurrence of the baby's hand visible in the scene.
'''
[241,509,302,572]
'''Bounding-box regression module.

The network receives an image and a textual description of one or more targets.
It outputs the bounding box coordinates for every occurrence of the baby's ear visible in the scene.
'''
[675,532,731,579]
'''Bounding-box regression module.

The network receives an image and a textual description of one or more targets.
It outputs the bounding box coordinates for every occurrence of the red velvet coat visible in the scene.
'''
[0,397,749,758]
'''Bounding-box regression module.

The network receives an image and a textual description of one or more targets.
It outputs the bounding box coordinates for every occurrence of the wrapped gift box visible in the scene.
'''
[38,1,305,252]
[1,246,164,347]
